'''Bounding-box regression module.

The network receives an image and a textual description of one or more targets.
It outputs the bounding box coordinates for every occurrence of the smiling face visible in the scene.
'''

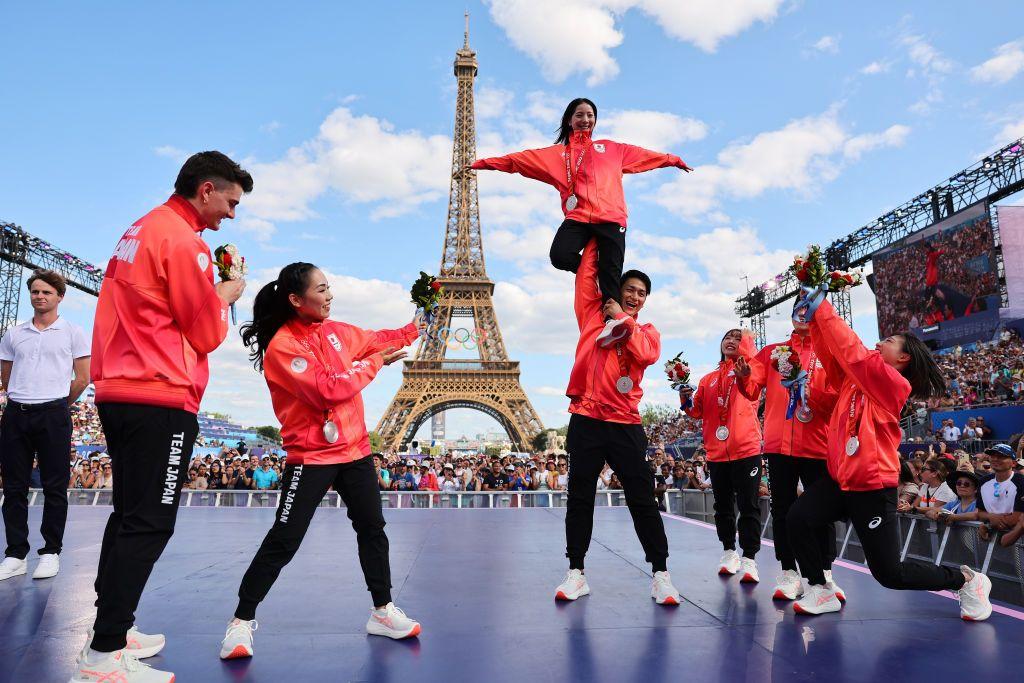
[289,268,333,322]
[620,277,647,316]
[875,334,912,371]
[721,329,744,358]
[571,102,596,133]
[196,181,243,230]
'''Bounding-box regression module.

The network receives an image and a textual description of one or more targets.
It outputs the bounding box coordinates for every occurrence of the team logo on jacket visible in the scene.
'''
[749,467,758,477]
[290,357,308,373]
[593,143,605,153]
[197,252,210,271]
[327,333,342,352]
[868,516,883,530]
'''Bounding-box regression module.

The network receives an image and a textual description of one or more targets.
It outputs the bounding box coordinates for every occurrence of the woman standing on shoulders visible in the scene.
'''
[679,329,763,583]
[472,98,691,347]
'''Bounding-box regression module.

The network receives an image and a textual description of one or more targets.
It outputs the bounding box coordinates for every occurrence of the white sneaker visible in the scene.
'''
[739,557,759,584]
[718,550,741,575]
[0,556,27,581]
[793,584,842,616]
[220,618,257,659]
[86,626,165,660]
[68,649,173,682]
[32,553,60,579]
[365,603,421,639]
[824,569,846,603]
[958,566,992,622]
[772,569,803,600]
[596,317,631,348]
[555,569,591,601]
[651,571,681,605]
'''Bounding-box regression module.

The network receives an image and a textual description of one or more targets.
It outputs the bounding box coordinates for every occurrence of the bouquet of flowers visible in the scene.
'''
[770,345,810,421]
[213,244,247,325]
[791,244,863,323]
[664,352,692,391]
[410,272,444,333]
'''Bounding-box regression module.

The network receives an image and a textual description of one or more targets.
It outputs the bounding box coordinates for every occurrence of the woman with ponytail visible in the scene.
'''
[471,98,692,346]
[679,329,764,583]
[786,293,992,620]
[219,263,425,661]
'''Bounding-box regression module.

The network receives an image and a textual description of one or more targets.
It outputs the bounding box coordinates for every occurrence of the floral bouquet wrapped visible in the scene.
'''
[410,272,444,335]
[770,345,811,421]
[664,352,692,391]
[791,245,863,323]
[213,244,246,325]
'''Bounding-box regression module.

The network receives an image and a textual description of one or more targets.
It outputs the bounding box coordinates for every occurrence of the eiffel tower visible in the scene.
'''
[375,16,544,453]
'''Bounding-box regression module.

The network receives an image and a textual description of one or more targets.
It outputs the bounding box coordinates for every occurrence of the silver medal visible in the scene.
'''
[323,420,339,444]
[615,376,634,393]
[796,405,813,423]
[715,426,730,441]
[565,194,578,211]
[845,436,859,456]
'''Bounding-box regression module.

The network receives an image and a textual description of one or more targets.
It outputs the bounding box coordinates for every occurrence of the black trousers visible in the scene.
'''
[91,403,198,652]
[0,399,72,559]
[549,219,626,304]
[766,454,835,572]
[235,455,392,620]
[564,413,668,572]
[707,456,762,558]
[787,477,966,590]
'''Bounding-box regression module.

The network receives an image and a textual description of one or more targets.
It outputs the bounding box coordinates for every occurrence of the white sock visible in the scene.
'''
[86,648,115,664]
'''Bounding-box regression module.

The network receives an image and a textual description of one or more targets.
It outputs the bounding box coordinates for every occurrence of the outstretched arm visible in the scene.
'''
[471,146,560,186]
[620,144,692,174]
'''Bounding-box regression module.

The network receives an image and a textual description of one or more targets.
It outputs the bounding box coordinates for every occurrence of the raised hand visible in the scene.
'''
[735,356,751,378]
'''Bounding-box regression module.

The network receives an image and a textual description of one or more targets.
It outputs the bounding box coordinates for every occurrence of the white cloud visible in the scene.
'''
[154,145,188,162]
[651,107,910,221]
[994,118,1024,144]
[600,110,709,152]
[970,40,1024,84]
[486,0,784,85]
[901,34,953,75]
[239,108,452,241]
[811,35,839,54]
[860,61,890,75]
[259,121,282,133]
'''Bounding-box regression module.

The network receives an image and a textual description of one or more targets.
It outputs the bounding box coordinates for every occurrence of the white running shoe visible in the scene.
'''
[596,317,631,348]
[365,603,421,639]
[0,556,27,581]
[772,569,803,600]
[555,569,591,601]
[739,557,759,584]
[718,550,741,576]
[220,618,257,659]
[68,649,173,683]
[824,569,846,603]
[32,553,60,579]
[793,584,842,616]
[86,626,165,660]
[958,566,992,622]
[651,571,681,606]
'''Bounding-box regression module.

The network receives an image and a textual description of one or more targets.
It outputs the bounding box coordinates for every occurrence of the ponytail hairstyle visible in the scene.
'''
[898,333,946,400]
[240,262,318,372]
[555,98,598,145]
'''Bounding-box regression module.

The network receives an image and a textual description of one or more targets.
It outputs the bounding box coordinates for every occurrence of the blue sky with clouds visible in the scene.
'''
[2,1,1023,439]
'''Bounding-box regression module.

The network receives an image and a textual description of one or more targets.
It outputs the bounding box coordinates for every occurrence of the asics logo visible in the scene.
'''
[373,614,394,629]
[750,467,758,477]
[868,516,882,530]
[816,594,834,606]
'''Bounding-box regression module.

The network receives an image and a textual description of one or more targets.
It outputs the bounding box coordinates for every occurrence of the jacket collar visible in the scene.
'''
[164,195,208,233]
[569,129,593,145]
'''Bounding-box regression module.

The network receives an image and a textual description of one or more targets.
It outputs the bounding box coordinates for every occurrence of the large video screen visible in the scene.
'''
[872,205,999,340]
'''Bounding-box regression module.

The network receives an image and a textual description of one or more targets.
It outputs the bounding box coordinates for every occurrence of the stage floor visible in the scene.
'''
[1,506,1022,682]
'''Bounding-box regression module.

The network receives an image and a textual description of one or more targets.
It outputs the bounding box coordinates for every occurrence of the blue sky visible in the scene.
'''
[3,1,1024,440]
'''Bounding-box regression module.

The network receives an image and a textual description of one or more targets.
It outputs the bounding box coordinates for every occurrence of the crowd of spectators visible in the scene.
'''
[930,328,1024,408]
[874,218,999,336]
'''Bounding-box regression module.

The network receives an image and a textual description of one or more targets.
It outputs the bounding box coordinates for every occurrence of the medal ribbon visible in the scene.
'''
[615,342,630,385]
[289,321,337,429]
[716,362,737,429]
[564,140,588,198]
[846,390,864,441]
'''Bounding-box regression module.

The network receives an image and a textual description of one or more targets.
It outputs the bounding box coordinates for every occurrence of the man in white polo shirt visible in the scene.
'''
[0,269,90,580]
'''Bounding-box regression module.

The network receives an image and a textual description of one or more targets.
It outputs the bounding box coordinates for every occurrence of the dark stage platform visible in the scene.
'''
[2,507,1022,682]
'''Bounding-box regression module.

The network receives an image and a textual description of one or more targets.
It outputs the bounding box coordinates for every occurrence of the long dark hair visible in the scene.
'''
[555,98,597,144]
[898,333,946,400]
[241,262,318,372]
[719,328,742,362]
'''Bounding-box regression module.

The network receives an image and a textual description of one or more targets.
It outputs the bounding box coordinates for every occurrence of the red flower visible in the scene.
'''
[795,268,808,281]
[222,252,233,267]
[843,274,855,284]
[829,270,841,279]
[429,281,442,292]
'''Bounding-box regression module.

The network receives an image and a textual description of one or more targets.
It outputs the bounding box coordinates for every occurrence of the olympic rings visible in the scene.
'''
[428,326,489,350]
